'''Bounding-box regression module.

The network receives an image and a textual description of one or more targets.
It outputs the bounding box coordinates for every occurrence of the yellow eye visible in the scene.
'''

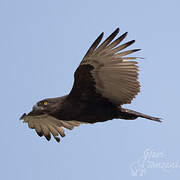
[44,101,48,105]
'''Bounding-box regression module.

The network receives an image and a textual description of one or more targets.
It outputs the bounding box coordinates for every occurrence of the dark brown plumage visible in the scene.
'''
[20,28,161,142]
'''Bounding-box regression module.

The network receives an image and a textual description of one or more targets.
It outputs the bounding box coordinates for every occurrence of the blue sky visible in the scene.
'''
[1,0,180,179]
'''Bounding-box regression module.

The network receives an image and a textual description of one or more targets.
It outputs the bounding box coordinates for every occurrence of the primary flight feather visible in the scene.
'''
[20,28,161,142]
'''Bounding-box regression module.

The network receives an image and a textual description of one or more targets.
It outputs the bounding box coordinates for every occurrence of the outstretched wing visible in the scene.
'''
[20,113,86,142]
[68,28,141,105]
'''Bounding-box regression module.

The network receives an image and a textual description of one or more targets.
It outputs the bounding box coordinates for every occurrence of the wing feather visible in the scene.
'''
[83,33,104,59]
[21,114,86,142]
[98,32,128,55]
[93,28,120,55]
[41,124,51,141]
[46,124,60,142]
[34,123,43,137]
[69,28,141,105]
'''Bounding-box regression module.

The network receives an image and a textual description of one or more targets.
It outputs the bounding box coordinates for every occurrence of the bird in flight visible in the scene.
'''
[20,28,161,142]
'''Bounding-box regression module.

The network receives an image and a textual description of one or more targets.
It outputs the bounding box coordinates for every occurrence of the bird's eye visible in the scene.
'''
[43,101,48,105]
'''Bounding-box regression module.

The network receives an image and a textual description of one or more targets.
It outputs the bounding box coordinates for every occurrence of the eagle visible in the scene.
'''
[20,28,161,142]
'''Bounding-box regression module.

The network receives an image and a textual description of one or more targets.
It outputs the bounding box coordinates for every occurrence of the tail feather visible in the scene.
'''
[120,108,162,122]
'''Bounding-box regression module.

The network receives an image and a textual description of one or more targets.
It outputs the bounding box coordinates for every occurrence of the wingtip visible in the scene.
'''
[133,49,141,53]
[120,32,128,40]
[126,40,136,46]
[55,137,60,143]
[100,32,104,37]
[138,57,145,60]
[45,135,51,141]
[36,130,43,137]
[115,27,120,33]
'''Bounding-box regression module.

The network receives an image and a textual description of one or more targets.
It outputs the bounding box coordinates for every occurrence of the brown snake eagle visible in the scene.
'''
[20,28,161,142]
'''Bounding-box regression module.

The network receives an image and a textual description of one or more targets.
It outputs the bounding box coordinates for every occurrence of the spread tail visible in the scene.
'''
[119,108,162,122]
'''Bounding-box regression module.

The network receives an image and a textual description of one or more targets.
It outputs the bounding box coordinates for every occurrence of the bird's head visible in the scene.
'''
[32,99,50,113]
[20,96,66,120]
[31,98,60,115]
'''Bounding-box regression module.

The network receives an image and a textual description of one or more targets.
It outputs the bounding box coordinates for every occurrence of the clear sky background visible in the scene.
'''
[1,0,180,179]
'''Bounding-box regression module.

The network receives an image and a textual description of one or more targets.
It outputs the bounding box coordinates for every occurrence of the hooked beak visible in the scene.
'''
[20,104,45,120]
[32,104,44,111]
[33,104,39,111]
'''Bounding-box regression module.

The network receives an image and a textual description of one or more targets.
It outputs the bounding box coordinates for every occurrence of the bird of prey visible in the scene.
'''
[20,28,161,142]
